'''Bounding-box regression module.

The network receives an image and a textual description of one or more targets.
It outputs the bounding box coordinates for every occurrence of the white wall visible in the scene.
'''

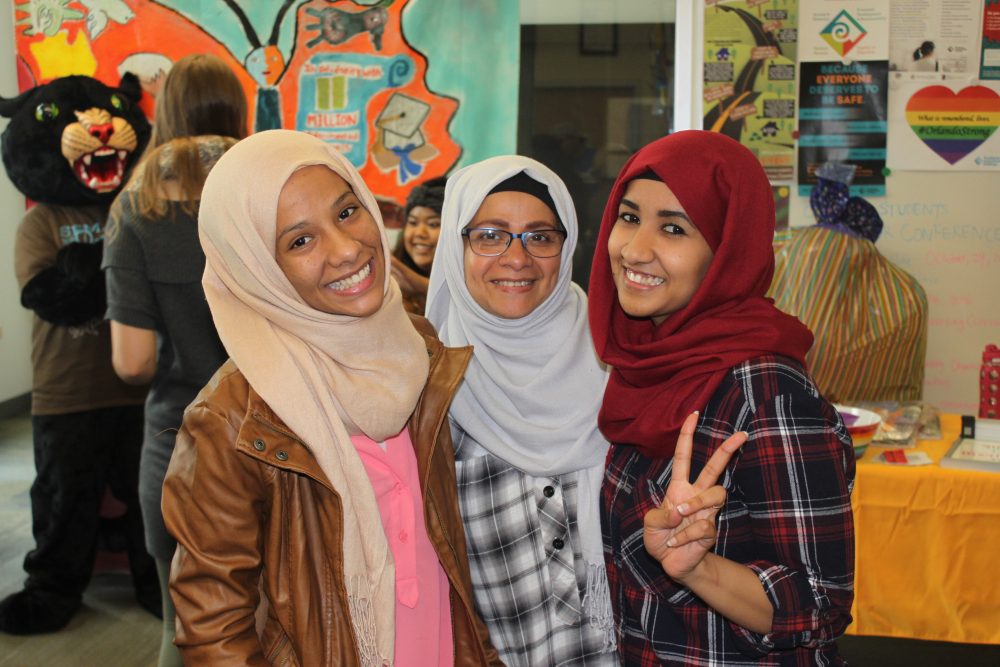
[674,6,1000,414]
[0,4,33,404]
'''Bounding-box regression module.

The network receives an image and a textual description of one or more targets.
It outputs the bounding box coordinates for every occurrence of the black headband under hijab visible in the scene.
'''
[633,169,662,182]
[487,170,560,222]
[405,176,447,218]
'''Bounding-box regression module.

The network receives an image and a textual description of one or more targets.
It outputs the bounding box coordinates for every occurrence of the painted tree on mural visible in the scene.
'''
[13,0,460,198]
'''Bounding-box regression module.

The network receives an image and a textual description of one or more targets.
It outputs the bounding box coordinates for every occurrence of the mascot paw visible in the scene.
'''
[20,252,107,326]
[0,588,81,635]
[56,242,104,285]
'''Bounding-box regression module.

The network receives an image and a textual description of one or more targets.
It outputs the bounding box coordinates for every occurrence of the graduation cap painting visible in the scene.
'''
[372,92,439,183]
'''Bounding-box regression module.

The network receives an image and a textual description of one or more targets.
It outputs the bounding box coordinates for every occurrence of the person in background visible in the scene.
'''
[426,156,618,666]
[589,130,855,665]
[911,40,938,72]
[392,176,446,313]
[102,53,247,667]
[162,129,500,666]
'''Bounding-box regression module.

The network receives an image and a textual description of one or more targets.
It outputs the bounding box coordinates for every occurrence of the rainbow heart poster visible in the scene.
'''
[888,76,1000,171]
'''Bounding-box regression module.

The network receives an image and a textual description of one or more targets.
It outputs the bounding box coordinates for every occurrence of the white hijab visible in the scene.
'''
[426,155,612,639]
[199,129,429,667]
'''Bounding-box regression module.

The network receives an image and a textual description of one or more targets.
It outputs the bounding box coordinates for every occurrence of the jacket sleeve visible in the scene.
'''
[162,403,271,666]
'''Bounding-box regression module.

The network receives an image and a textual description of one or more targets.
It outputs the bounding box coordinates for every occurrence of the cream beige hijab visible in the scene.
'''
[198,129,429,666]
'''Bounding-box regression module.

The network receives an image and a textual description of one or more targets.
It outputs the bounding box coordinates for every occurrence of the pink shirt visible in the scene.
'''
[353,429,454,667]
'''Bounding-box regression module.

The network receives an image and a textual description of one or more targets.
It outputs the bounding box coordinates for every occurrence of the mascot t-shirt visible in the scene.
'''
[14,204,146,415]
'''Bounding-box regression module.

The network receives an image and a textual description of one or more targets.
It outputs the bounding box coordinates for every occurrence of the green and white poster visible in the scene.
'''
[703,0,799,182]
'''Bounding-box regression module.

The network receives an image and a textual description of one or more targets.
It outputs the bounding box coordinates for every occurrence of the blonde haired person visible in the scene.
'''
[101,53,247,667]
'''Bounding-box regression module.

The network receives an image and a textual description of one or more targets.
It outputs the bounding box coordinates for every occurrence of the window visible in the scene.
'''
[518,2,677,287]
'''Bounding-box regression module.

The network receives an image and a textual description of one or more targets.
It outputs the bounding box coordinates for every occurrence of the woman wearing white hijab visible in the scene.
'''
[161,130,499,667]
[426,155,616,666]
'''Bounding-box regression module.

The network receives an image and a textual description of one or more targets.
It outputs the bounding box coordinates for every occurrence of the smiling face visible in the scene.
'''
[403,205,441,271]
[274,165,385,317]
[463,191,561,319]
[607,178,714,325]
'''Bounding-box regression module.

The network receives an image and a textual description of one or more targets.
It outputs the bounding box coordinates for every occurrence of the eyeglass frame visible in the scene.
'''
[460,226,568,258]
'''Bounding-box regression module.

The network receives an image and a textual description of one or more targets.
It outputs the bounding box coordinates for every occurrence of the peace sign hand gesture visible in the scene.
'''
[643,411,747,584]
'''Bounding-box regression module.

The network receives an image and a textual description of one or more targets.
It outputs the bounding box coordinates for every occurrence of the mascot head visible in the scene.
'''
[0,73,151,206]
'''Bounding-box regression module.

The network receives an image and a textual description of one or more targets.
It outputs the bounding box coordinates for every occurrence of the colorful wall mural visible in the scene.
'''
[10,0,520,202]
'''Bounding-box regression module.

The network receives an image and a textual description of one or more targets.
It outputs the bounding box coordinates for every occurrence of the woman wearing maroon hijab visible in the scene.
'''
[589,131,855,665]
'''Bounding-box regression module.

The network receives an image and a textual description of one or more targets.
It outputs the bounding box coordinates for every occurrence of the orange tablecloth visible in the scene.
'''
[847,413,1000,643]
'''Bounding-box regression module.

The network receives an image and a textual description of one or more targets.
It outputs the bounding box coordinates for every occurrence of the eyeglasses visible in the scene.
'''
[461,227,567,258]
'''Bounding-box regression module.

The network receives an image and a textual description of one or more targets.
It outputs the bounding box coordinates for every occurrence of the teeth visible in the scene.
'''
[96,148,114,157]
[327,262,371,291]
[495,280,532,287]
[625,268,665,286]
[117,150,127,161]
[83,154,92,166]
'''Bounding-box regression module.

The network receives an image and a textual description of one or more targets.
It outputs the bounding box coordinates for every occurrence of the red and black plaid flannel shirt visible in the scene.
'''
[603,356,855,666]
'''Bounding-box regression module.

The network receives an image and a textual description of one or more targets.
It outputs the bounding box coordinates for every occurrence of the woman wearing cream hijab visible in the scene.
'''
[161,130,499,667]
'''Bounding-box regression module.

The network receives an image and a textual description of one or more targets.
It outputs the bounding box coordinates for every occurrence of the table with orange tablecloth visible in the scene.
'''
[847,413,1000,643]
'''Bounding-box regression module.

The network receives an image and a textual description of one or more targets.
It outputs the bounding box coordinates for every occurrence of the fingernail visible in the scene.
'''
[677,503,689,514]
[666,537,677,547]
[692,410,700,416]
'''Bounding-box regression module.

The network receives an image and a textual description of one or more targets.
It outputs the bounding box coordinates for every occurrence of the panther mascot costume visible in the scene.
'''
[0,73,158,634]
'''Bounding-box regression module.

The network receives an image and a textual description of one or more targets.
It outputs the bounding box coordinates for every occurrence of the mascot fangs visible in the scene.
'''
[0,73,158,634]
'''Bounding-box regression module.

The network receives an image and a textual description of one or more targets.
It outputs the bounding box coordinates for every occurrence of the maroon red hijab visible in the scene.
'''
[588,131,813,457]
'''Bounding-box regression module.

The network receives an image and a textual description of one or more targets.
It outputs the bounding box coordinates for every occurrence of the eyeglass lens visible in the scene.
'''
[466,228,564,257]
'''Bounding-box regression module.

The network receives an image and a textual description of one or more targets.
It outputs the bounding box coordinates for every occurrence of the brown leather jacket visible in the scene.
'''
[162,325,502,666]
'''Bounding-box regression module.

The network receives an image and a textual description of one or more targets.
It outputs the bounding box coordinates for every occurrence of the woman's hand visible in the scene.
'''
[390,255,429,295]
[643,411,746,583]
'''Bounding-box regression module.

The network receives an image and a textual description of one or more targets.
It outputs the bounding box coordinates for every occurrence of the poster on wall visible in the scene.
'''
[888,0,982,76]
[702,0,799,182]
[797,60,889,195]
[887,78,1000,170]
[797,0,889,195]
[984,0,1000,80]
[799,0,889,63]
[9,0,480,200]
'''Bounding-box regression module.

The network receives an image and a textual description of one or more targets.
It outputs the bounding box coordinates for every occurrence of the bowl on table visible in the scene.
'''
[833,404,882,457]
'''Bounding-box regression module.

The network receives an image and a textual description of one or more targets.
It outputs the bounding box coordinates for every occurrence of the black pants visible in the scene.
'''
[24,405,156,600]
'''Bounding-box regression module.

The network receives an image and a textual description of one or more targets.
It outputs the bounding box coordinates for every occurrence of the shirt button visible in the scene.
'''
[253,439,265,451]
[543,485,555,498]
[552,538,564,550]
[275,450,289,461]
[398,531,408,543]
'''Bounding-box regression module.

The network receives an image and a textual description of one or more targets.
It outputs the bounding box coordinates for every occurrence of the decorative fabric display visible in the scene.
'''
[770,221,928,403]
[426,155,614,643]
[588,130,814,457]
[199,129,430,667]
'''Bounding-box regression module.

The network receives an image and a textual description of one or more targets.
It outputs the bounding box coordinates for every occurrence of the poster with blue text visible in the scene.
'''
[797,0,889,195]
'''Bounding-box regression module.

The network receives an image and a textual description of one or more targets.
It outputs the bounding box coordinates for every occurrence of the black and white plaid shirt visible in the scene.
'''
[452,423,619,667]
